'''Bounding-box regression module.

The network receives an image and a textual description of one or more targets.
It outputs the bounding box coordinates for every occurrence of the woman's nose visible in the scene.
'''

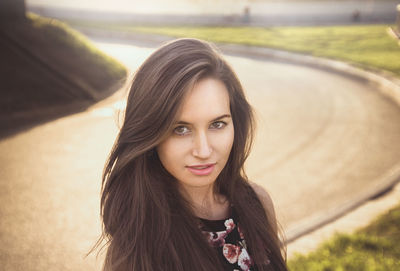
[192,131,212,159]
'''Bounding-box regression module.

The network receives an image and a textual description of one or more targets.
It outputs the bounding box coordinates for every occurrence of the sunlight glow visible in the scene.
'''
[27,0,250,15]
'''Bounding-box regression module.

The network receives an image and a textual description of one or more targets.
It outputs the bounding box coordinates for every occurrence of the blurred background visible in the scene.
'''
[26,0,399,25]
[1,0,400,270]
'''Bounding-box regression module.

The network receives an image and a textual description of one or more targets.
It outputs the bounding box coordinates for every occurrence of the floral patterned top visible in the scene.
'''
[199,209,258,271]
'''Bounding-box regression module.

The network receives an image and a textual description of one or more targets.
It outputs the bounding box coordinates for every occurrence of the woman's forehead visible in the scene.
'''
[177,78,231,123]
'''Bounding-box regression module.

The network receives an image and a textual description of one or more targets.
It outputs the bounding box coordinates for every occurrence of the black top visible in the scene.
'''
[198,208,259,271]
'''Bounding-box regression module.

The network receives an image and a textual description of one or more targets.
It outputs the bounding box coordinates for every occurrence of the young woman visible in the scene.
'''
[98,38,287,271]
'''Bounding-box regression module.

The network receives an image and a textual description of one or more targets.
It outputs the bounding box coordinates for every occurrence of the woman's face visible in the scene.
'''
[157,77,234,190]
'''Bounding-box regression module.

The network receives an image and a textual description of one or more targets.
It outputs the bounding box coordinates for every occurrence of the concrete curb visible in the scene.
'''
[49,27,400,243]
[287,180,400,258]
[285,163,400,243]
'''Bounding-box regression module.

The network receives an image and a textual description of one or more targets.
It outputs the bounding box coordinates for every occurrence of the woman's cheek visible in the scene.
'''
[215,127,234,154]
[169,136,194,156]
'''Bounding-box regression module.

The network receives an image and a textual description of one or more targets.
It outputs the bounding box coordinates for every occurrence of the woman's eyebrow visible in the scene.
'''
[176,114,231,125]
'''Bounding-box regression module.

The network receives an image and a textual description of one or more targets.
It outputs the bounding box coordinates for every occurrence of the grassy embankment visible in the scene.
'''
[75,23,400,77]
[27,12,127,86]
[1,13,127,114]
[66,22,400,270]
[289,202,400,270]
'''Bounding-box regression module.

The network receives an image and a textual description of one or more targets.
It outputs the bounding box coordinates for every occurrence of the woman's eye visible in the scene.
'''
[210,121,226,130]
[173,126,190,136]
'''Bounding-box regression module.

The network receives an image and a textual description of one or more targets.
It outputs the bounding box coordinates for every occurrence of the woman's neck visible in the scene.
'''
[179,184,230,220]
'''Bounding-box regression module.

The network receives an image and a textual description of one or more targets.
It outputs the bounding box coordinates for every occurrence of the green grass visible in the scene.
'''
[77,23,400,77]
[288,202,400,271]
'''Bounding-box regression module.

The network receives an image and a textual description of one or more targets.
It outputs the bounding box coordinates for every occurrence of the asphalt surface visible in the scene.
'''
[1,38,400,270]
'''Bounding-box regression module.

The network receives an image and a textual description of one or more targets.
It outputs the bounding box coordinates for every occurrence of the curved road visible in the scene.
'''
[1,40,400,270]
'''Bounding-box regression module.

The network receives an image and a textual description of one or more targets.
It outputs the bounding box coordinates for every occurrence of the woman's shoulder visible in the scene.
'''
[248,182,278,233]
[249,182,274,209]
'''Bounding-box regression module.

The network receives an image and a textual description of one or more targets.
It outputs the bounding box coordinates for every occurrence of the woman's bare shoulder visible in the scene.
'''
[249,182,278,232]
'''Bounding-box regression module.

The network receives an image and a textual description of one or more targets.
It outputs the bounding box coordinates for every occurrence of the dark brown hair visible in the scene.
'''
[98,38,287,271]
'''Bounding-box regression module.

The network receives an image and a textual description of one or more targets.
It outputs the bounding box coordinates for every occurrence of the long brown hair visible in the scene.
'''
[98,38,287,271]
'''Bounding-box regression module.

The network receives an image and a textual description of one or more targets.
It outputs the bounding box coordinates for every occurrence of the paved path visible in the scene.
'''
[1,39,400,270]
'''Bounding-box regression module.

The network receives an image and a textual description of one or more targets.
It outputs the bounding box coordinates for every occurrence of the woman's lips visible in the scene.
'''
[186,163,216,176]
